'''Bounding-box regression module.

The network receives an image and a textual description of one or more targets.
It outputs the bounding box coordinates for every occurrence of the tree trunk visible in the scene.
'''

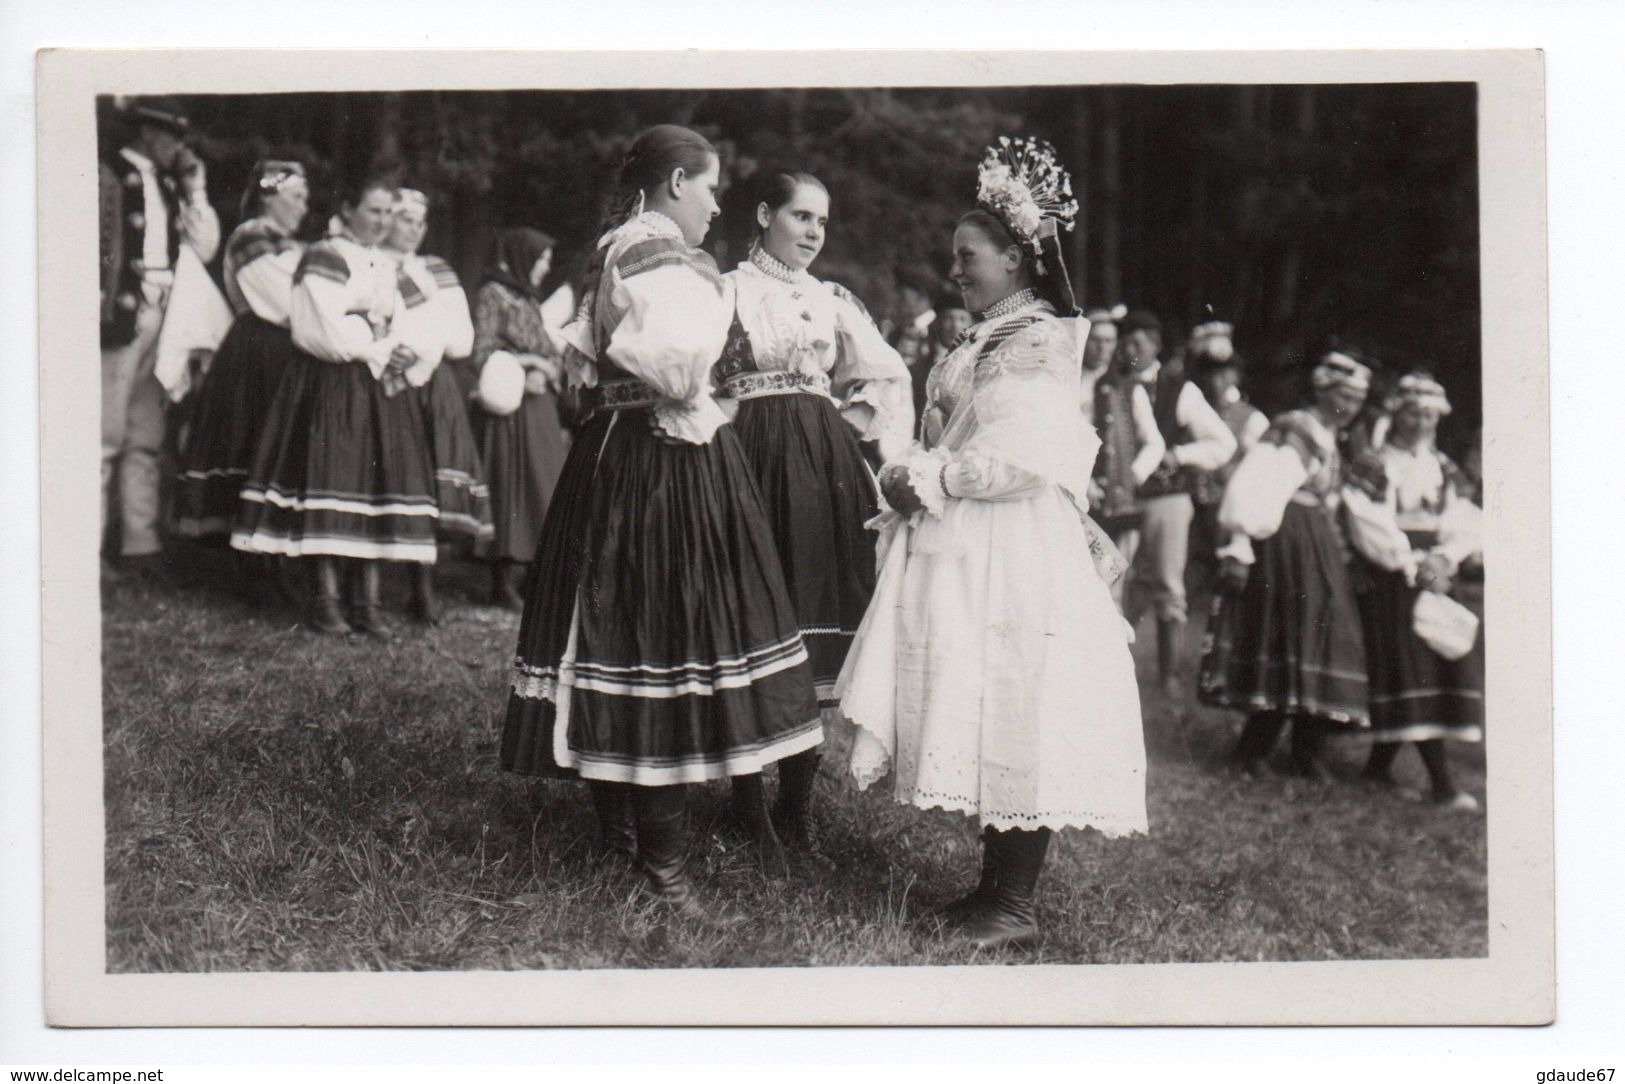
[1100,88,1123,306]
[1068,91,1091,308]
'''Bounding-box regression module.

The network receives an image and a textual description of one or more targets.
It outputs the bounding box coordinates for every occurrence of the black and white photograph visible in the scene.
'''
[31,47,1552,1028]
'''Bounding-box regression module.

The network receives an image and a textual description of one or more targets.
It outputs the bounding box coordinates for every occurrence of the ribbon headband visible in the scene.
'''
[1392,373,1452,415]
[256,161,306,194]
[393,188,430,215]
[1311,350,1372,393]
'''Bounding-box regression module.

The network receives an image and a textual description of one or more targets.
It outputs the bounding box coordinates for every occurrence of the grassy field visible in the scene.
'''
[103,544,1487,972]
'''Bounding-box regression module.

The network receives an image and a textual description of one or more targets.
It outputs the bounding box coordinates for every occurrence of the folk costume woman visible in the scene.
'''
[1198,347,1374,778]
[719,170,914,864]
[382,187,494,623]
[498,126,821,920]
[470,227,573,609]
[174,160,309,541]
[837,139,1148,950]
[233,178,440,635]
[1343,371,1484,810]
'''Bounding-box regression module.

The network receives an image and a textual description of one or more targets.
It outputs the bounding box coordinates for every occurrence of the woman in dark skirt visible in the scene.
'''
[381,187,493,623]
[469,227,573,609]
[1198,346,1374,778]
[718,169,913,862]
[1345,370,1484,810]
[499,125,821,919]
[232,177,439,635]
[174,159,309,541]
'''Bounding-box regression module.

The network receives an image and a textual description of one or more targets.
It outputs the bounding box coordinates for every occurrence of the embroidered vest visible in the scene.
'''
[99,149,183,347]
[1090,372,1145,530]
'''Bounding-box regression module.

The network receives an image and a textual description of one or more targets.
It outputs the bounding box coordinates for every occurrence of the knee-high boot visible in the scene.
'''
[962,826,1052,950]
[588,779,638,862]
[634,785,741,924]
[939,825,1000,923]
[349,560,387,636]
[408,561,441,626]
[731,773,788,879]
[308,557,351,635]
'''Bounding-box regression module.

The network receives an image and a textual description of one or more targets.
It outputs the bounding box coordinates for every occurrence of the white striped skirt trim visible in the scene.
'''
[512,633,809,701]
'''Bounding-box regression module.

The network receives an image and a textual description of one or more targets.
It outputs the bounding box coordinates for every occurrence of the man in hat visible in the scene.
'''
[99,96,220,576]
[1078,305,1164,609]
[1120,310,1237,696]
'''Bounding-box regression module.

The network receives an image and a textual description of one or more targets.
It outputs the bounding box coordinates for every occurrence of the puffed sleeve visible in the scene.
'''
[234,247,300,326]
[1433,484,1483,572]
[828,284,916,464]
[1172,381,1239,471]
[911,319,1096,512]
[1239,408,1270,454]
[1214,425,1316,564]
[290,248,395,376]
[178,191,221,265]
[1128,383,1167,485]
[1343,463,1421,580]
[604,258,733,444]
[427,258,476,359]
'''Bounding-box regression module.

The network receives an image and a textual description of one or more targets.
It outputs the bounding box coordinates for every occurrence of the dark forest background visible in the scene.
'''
[98,84,1481,449]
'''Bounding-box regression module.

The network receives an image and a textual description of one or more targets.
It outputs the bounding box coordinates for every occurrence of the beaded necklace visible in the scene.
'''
[749,244,810,285]
[976,288,1039,321]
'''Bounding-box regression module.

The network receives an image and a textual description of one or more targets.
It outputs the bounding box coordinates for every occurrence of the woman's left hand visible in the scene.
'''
[879,465,924,514]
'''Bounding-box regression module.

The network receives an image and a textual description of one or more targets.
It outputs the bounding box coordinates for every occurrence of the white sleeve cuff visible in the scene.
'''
[1215,533,1256,565]
[652,395,730,445]
[905,446,951,518]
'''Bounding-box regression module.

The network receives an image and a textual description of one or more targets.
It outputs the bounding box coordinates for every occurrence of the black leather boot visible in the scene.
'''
[962,827,1051,950]
[349,560,388,636]
[771,750,833,872]
[731,773,789,879]
[308,558,351,635]
[1156,618,1184,698]
[407,562,442,626]
[633,785,741,924]
[588,780,638,864]
[940,825,999,924]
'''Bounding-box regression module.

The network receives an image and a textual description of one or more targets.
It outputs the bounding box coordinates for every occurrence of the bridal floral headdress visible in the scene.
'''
[976,136,1080,260]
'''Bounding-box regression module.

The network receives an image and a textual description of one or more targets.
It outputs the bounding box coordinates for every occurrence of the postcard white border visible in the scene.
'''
[36,47,1551,1028]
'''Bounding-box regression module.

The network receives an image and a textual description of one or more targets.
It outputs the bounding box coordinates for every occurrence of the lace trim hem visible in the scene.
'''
[893,786,1150,837]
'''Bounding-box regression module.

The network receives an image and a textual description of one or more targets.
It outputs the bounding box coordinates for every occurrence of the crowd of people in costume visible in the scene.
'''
[100,99,1486,950]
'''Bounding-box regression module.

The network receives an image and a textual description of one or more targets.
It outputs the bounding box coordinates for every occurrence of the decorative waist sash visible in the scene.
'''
[721,368,831,401]
[584,378,661,415]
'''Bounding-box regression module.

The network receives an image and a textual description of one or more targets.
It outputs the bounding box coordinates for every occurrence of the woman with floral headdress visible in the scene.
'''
[498,125,820,922]
[1198,343,1374,778]
[175,159,310,544]
[233,176,439,636]
[382,187,494,624]
[715,169,914,870]
[837,138,1148,950]
[469,226,573,610]
[1343,370,1484,810]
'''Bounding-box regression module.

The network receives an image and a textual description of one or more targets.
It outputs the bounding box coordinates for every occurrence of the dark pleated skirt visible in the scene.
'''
[730,392,880,705]
[474,390,571,563]
[1355,542,1484,743]
[1198,502,1369,726]
[500,407,822,784]
[410,364,494,543]
[173,314,292,538]
[231,350,439,563]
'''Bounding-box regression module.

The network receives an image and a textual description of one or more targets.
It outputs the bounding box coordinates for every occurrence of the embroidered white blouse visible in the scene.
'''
[1344,440,1483,582]
[224,217,303,327]
[726,254,915,463]
[558,212,735,445]
[1214,408,1342,565]
[388,250,476,388]
[290,235,402,379]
